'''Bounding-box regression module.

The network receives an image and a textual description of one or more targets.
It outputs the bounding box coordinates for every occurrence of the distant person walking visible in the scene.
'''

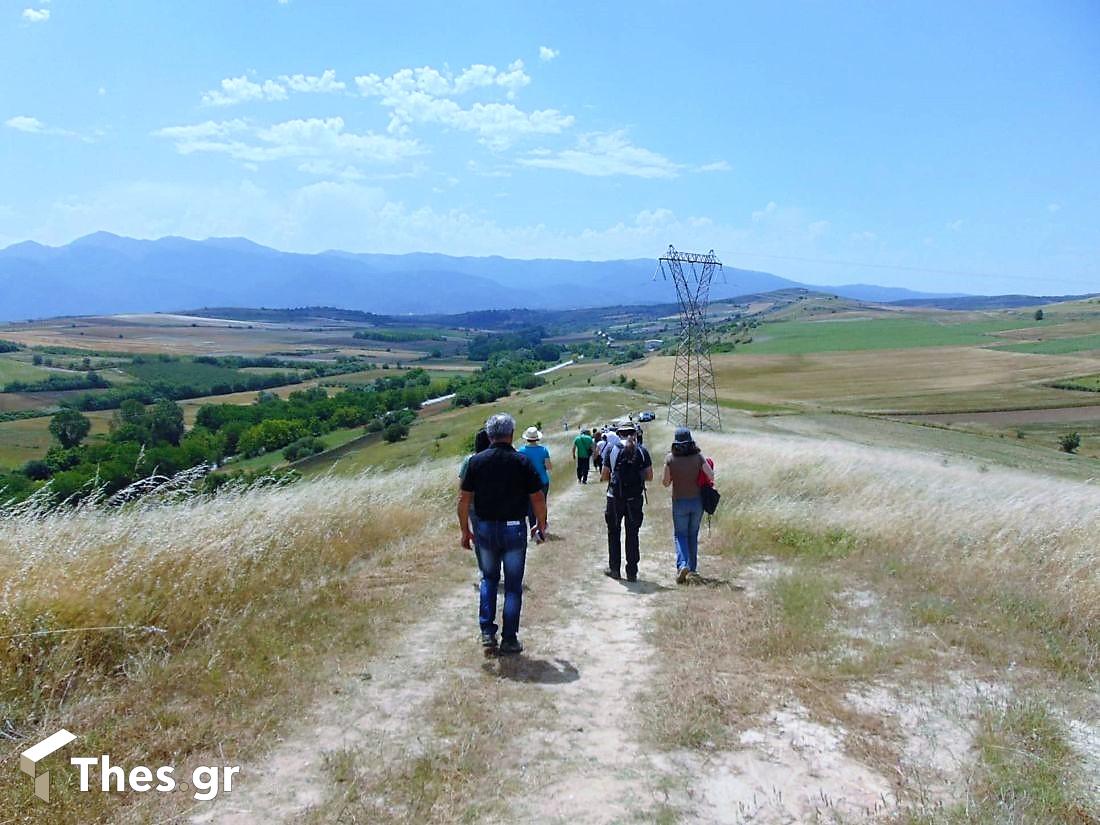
[661,427,714,584]
[591,428,605,475]
[518,427,552,536]
[458,414,547,654]
[601,421,652,582]
[572,428,595,484]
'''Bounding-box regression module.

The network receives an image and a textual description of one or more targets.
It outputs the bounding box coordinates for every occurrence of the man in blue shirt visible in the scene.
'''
[518,426,552,537]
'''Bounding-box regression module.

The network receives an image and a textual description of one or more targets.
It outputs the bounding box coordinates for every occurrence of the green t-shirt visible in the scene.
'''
[573,433,595,458]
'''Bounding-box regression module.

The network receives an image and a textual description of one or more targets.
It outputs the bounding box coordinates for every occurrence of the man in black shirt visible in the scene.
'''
[459,413,547,654]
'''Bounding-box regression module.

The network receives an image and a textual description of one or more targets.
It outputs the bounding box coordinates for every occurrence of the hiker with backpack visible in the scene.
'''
[458,413,547,654]
[661,427,715,584]
[601,421,653,582]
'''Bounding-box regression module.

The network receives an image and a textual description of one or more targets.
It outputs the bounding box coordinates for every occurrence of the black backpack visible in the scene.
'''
[610,444,647,500]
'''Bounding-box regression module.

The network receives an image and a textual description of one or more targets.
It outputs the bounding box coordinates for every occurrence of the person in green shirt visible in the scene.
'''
[572,428,595,484]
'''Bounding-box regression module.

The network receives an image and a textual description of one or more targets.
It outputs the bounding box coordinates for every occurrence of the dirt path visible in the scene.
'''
[185,437,1098,824]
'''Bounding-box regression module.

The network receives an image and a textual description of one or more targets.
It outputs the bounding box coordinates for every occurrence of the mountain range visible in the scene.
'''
[0,232,964,322]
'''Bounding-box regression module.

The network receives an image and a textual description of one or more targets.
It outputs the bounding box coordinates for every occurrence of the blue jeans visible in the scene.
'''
[475,519,528,641]
[672,496,704,572]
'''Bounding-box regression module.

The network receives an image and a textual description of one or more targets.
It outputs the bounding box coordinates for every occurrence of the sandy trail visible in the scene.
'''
[191,476,591,824]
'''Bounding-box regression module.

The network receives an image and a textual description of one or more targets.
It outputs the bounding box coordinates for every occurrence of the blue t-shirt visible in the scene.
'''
[518,443,551,485]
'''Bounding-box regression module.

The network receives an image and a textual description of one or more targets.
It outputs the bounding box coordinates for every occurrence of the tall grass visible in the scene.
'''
[0,464,457,821]
[704,431,1100,669]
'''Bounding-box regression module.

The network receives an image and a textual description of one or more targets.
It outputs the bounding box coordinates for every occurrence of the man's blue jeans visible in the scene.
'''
[475,519,528,641]
[672,496,704,572]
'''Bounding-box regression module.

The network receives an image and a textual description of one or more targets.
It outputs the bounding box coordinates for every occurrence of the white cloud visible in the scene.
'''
[355,59,566,149]
[22,8,50,23]
[98,86,107,96]
[518,131,681,178]
[154,116,423,165]
[850,230,878,242]
[1047,202,1062,213]
[696,160,730,173]
[202,76,288,107]
[201,70,348,106]
[278,69,345,94]
[5,115,45,133]
[5,115,90,141]
[946,218,964,232]
[539,46,559,62]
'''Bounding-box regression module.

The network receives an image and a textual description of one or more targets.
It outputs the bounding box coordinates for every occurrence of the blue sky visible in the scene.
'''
[1,1,1098,294]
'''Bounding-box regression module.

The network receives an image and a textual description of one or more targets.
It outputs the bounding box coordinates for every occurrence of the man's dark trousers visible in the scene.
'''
[576,454,590,483]
[605,495,644,578]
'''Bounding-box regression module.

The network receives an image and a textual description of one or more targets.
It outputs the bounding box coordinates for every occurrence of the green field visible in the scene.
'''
[125,359,266,388]
[1052,373,1100,392]
[743,317,1033,355]
[999,334,1100,355]
[0,355,54,385]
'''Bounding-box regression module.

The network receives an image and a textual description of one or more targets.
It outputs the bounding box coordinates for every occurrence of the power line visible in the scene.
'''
[724,250,1099,290]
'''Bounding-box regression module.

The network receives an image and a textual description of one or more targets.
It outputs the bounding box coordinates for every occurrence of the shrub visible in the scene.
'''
[283,437,326,462]
[383,423,409,443]
[1058,432,1081,454]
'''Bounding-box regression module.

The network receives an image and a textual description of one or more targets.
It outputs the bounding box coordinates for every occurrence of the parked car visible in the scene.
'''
[638,410,656,422]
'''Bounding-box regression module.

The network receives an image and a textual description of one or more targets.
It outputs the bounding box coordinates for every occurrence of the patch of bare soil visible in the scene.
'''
[658,701,896,823]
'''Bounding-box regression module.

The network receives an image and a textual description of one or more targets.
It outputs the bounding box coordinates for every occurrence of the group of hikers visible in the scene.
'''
[457,413,715,654]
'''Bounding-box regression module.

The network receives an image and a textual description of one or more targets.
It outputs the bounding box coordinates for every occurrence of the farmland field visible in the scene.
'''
[627,347,1100,414]
[0,355,55,385]
[998,333,1100,355]
[741,316,1035,355]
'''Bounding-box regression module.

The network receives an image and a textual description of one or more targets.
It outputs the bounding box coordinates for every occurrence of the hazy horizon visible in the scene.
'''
[3,2,1098,296]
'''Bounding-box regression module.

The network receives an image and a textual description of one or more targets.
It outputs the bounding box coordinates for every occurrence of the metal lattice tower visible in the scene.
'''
[656,245,724,431]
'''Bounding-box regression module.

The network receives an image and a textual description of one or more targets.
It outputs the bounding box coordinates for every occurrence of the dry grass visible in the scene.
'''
[704,431,1100,649]
[0,464,459,823]
[644,427,1100,817]
[627,349,1100,413]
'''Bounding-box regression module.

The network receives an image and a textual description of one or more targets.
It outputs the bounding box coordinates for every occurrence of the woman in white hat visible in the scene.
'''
[518,426,552,538]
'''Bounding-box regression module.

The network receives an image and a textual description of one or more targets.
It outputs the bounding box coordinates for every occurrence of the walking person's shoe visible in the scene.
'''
[480,631,498,649]
[626,573,638,583]
[676,567,690,584]
[499,637,524,655]
[686,571,704,585]
[603,568,621,580]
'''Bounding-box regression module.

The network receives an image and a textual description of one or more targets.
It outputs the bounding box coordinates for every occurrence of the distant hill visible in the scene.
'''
[1,232,963,321]
[890,293,1100,310]
[829,283,969,303]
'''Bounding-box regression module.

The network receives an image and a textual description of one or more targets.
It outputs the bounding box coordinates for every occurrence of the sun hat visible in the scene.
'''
[672,427,694,445]
[522,426,542,441]
[615,421,637,434]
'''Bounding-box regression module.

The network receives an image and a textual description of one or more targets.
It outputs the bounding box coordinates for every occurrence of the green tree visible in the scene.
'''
[150,399,185,445]
[49,409,91,449]
[119,398,148,426]
[1034,308,1044,321]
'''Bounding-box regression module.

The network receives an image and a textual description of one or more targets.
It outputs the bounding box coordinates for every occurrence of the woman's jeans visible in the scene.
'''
[672,496,704,572]
[475,519,528,641]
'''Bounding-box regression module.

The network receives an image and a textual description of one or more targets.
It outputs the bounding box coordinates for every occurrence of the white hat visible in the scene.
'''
[522,426,542,441]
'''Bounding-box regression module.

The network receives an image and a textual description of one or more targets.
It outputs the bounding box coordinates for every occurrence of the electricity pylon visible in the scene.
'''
[656,245,723,431]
